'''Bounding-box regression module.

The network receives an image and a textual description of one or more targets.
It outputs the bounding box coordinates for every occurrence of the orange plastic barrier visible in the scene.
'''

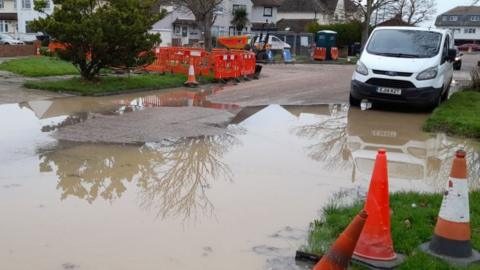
[48,42,68,53]
[313,47,326,60]
[331,47,339,61]
[144,47,256,81]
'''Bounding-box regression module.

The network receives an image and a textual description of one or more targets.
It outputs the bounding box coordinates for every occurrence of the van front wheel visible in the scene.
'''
[349,93,360,107]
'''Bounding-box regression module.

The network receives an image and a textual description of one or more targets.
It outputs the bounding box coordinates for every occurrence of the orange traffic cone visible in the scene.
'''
[352,149,405,269]
[420,150,480,266]
[313,210,368,270]
[184,58,199,87]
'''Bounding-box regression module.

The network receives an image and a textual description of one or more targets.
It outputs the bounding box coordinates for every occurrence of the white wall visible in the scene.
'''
[438,26,480,41]
[14,0,53,41]
[215,0,253,33]
[1,0,17,12]
[277,12,330,25]
[251,6,277,24]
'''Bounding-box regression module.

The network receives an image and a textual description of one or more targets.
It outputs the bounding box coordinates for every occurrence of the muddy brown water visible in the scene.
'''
[1,91,479,270]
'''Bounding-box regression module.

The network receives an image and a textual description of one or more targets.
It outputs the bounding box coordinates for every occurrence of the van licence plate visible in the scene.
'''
[377,87,402,95]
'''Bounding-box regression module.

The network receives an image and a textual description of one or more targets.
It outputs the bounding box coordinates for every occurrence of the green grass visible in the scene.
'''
[0,56,79,77]
[423,91,480,139]
[24,73,201,96]
[303,191,480,269]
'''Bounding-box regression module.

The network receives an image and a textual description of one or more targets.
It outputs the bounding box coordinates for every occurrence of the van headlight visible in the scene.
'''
[355,61,369,76]
[416,67,438,80]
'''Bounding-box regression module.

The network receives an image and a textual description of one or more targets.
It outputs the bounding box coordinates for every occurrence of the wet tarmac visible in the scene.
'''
[1,92,479,270]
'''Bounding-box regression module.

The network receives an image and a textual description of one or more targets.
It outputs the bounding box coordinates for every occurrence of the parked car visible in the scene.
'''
[0,34,25,45]
[457,43,480,52]
[454,46,463,71]
[350,27,455,109]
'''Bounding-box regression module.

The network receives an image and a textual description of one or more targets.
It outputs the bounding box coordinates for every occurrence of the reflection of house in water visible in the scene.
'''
[20,87,239,132]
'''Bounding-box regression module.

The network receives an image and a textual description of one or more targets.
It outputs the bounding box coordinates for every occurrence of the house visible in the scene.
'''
[276,0,359,32]
[152,0,256,47]
[0,0,53,41]
[250,0,282,31]
[435,6,480,45]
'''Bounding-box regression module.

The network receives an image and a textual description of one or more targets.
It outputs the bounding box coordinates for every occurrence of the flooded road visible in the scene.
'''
[1,94,479,270]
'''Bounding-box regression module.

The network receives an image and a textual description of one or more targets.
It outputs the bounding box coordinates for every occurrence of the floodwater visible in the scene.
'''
[1,91,479,270]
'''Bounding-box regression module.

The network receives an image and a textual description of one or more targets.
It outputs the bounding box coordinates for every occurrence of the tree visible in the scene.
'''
[175,0,223,51]
[351,0,398,47]
[231,8,249,35]
[382,0,436,25]
[31,0,163,80]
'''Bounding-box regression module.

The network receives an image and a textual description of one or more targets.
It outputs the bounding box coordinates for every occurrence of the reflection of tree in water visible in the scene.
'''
[39,143,162,203]
[38,129,242,219]
[137,132,240,219]
[293,105,351,171]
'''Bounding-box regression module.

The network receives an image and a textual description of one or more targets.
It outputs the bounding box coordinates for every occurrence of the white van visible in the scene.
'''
[350,27,455,109]
[250,35,291,50]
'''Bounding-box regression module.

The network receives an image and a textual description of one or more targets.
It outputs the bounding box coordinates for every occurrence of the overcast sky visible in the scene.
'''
[425,0,478,26]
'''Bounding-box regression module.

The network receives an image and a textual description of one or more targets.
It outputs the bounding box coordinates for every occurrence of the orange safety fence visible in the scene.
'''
[331,47,339,61]
[313,47,326,61]
[145,47,256,81]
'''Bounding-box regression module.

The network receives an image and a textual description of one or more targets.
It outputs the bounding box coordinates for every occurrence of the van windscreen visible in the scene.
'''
[366,29,442,58]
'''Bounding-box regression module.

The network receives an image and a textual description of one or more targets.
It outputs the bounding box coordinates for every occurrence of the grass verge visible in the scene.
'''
[24,73,203,96]
[423,91,480,139]
[0,56,78,77]
[303,191,480,270]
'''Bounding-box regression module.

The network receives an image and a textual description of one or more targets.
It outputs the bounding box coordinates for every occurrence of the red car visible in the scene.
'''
[457,43,480,51]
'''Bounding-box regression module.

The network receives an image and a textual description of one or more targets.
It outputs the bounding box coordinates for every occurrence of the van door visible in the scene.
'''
[439,35,454,91]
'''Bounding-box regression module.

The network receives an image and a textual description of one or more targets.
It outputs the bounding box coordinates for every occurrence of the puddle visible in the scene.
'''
[0,102,479,270]
[18,86,239,131]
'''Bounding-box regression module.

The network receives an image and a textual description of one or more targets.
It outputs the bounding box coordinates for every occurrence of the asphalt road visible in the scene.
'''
[209,63,356,106]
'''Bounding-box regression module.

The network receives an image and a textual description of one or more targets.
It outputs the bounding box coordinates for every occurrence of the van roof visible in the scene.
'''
[373,26,448,35]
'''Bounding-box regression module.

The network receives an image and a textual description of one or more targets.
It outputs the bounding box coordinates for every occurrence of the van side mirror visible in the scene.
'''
[448,49,456,62]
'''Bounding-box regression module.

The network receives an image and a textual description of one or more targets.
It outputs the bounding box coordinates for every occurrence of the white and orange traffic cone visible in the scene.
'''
[184,57,199,87]
[420,150,480,266]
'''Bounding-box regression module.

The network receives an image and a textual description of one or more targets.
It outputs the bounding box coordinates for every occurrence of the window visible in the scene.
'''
[442,35,450,64]
[464,28,476,34]
[25,21,35,33]
[366,29,442,58]
[449,16,458,21]
[442,16,448,21]
[0,0,4,9]
[263,7,272,17]
[232,4,246,14]
[471,16,480,21]
[0,21,8,32]
[449,28,461,34]
[22,0,31,9]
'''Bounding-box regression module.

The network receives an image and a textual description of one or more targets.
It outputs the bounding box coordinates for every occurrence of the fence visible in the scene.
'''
[0,44,36,57]
[145,47,257,81]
